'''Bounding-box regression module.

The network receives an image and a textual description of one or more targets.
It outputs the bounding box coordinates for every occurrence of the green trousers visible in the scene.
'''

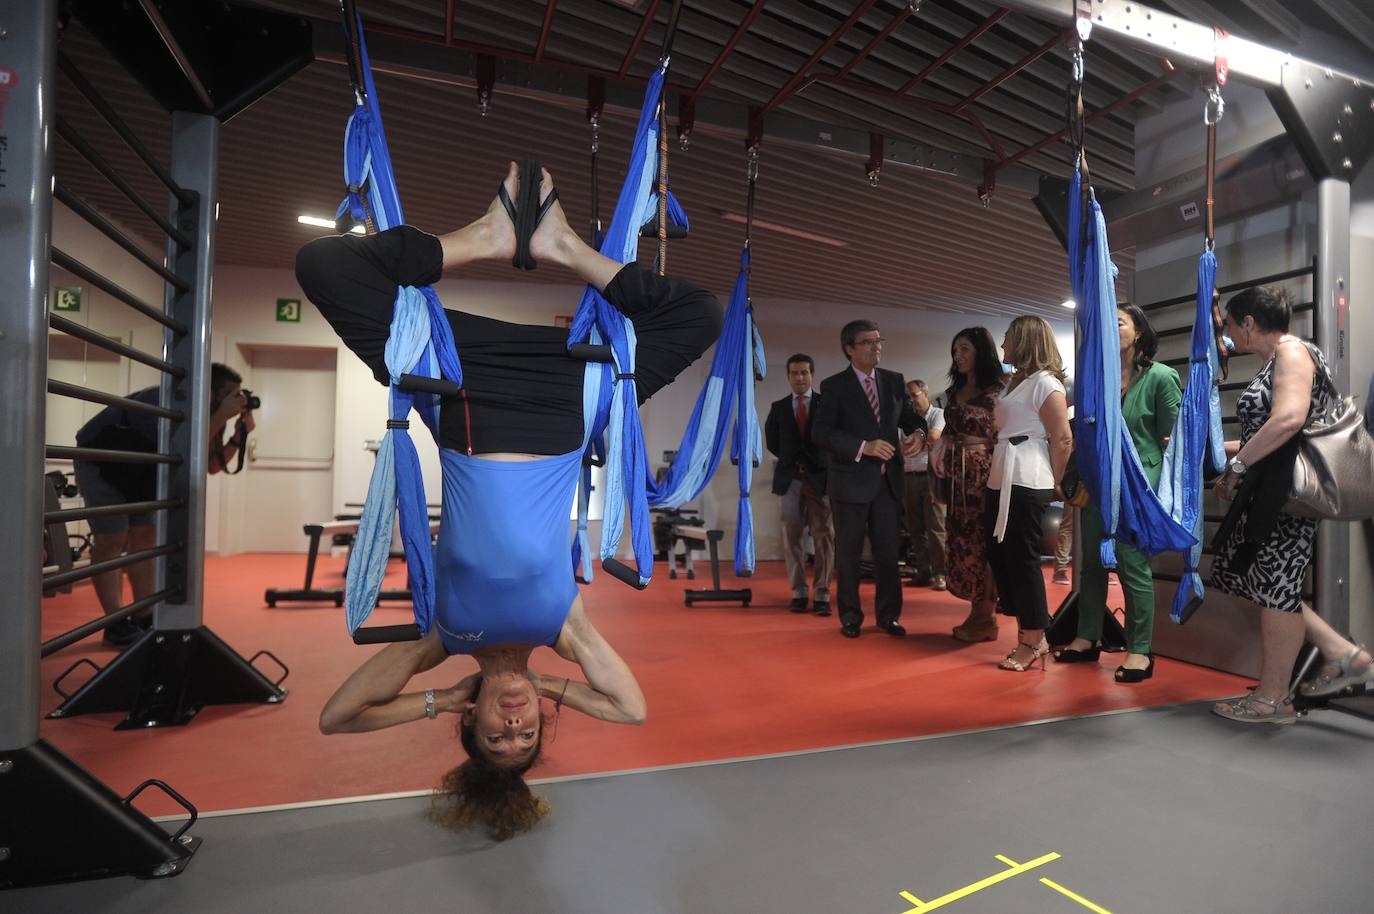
[1076,501,1157,654]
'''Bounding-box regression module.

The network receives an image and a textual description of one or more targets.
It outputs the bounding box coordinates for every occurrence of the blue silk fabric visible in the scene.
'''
[433,448,582,654]
[1067,161,1196,567]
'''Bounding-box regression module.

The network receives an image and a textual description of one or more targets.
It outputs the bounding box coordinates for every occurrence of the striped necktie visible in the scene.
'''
[864,375,881,423]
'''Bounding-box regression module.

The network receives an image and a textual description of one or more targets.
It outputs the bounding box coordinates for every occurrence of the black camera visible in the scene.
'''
[241,389,261,411]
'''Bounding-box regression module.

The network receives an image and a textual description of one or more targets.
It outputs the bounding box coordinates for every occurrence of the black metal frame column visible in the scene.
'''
[0,1,202,889]
[1314,178,1352,633]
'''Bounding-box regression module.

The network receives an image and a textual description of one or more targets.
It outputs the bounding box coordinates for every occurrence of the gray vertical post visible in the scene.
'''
[156,112,218,630]
[0,0,57,750]
[1314,177,1351,632]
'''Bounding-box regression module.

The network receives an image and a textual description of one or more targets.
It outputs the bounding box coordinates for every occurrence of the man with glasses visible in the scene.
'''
[812,322,927,639]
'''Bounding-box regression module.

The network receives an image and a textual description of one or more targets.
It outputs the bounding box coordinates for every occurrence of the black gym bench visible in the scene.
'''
[264,518,440,608]
[671,524,751,607]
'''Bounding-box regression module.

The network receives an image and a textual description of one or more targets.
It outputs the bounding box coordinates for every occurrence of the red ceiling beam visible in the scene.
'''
[693,0,769,97]
[535,1,559,62]
[959,110,1006,159]
[834,4,914,82]
[950,28,1070,114]
[807,73,952,112]
[897,8,1008,95]
[618,0,663,78]
[363,20,674,91]
[994,62,1186,172]
[760,0,880,116]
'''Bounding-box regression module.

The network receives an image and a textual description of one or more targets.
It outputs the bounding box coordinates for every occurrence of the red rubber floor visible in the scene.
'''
[37,555,1247,816]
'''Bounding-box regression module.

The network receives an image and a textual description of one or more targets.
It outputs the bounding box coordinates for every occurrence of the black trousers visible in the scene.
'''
[295,227,722,455]
[832,488,902,629]
[983,485,1053,631]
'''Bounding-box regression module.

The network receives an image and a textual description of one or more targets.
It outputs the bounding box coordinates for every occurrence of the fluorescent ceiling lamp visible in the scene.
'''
[720,213,848,248]
[1061,299,1076,309]
[299,214,364,234]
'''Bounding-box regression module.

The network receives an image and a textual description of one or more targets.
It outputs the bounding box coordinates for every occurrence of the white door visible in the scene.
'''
[231,346,337,553]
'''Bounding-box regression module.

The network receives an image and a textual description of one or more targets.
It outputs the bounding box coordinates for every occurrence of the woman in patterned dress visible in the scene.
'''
[1210,285,1373,724]
[930,327,1005,642]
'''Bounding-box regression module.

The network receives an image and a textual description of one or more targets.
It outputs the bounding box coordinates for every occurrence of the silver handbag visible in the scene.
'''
[1287,396,1374,520]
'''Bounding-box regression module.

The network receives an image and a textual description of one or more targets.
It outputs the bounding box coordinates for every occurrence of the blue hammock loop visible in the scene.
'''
[1159,250,1229,622]
[567,67,764,586]
[338,13,462,635]
[1067,158,1196,568]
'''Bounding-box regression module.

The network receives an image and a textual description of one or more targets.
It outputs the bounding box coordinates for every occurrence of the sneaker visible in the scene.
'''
[930,575,947,591]
[1052,569,1070,586]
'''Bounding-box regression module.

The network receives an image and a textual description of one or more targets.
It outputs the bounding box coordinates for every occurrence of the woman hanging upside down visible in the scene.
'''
[298,162,722,840]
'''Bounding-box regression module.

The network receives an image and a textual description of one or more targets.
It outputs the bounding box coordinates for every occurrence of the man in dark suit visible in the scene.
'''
[812,321,927,638]
[764,354,834,616]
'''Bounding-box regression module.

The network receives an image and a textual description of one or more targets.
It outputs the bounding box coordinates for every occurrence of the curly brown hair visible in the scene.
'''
[427,678,551,842]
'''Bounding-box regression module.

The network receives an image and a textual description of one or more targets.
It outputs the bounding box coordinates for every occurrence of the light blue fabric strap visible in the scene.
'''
[1160,249,1226,622]
[1068,161,1196,572]
[338,15,461,634]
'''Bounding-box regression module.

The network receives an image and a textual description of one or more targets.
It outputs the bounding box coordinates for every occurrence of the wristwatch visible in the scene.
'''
[1228,456,1247,476]
[424,688,437,719]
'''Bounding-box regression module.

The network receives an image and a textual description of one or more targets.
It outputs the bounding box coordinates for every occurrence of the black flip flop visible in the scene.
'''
[508,157,560,271]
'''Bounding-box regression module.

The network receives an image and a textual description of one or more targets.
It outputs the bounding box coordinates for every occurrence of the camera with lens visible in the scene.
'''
[241,389,261,411]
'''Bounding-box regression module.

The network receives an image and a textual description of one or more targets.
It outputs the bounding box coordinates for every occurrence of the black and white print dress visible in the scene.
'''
[1210,341,1334,612]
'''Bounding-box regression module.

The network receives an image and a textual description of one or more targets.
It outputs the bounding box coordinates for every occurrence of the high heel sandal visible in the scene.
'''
[1114,655,1155,683]
[1299,644,1374,698]
[999,638,1049,672]
[1053,643,1101,664]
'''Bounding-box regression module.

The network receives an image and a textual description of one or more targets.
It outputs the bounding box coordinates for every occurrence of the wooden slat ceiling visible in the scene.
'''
[54,1,1368,318]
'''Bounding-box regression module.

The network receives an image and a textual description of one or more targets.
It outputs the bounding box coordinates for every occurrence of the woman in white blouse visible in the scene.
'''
[985,316,1073,672]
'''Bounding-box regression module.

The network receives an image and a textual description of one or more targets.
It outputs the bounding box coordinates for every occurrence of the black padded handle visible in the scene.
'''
[601,558,648,590]
[639,221,689,239]
[351,623,423,644]
[397,373,461,397]
[569,343,613,362]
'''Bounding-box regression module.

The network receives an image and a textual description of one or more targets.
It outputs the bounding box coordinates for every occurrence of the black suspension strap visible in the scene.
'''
[1066,40,1091,222]
[1204,87,1223,253]
[1204,29,1228,253]
[652,0,685,276]
[588,77,605,245]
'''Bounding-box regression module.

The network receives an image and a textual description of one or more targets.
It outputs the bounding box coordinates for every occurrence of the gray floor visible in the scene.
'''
[12,702,1374,914]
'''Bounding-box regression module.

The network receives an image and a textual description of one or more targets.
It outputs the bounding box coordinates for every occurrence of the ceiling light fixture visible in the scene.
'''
[1061,299,1076,310]
[298,214,364,234]
[720,213,848,248]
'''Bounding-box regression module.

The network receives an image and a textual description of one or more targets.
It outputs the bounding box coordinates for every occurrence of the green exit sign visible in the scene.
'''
[276,298,302,322]
[53,287,82,312]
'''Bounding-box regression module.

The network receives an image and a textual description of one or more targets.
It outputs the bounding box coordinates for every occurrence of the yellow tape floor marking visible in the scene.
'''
[895,852,1061,913]
[1039,878,1116,914]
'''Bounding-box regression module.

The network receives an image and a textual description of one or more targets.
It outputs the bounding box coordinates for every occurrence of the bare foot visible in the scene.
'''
[477,160,520,262]
[1061,638,1096,653]
[527,167,577,268]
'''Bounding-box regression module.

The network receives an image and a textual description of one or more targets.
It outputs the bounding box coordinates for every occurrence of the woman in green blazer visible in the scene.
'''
[1055,303,1181,682]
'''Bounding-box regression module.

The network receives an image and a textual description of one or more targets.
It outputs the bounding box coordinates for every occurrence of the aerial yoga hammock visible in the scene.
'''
[1157,81,1231,624]
[1064,42,1198,585]
[333,2,763,642]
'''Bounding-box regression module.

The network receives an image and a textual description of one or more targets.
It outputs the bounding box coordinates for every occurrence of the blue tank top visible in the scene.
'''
[433,447,582,654]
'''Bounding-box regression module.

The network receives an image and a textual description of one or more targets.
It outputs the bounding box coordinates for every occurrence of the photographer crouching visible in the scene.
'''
[73,363,257,648]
